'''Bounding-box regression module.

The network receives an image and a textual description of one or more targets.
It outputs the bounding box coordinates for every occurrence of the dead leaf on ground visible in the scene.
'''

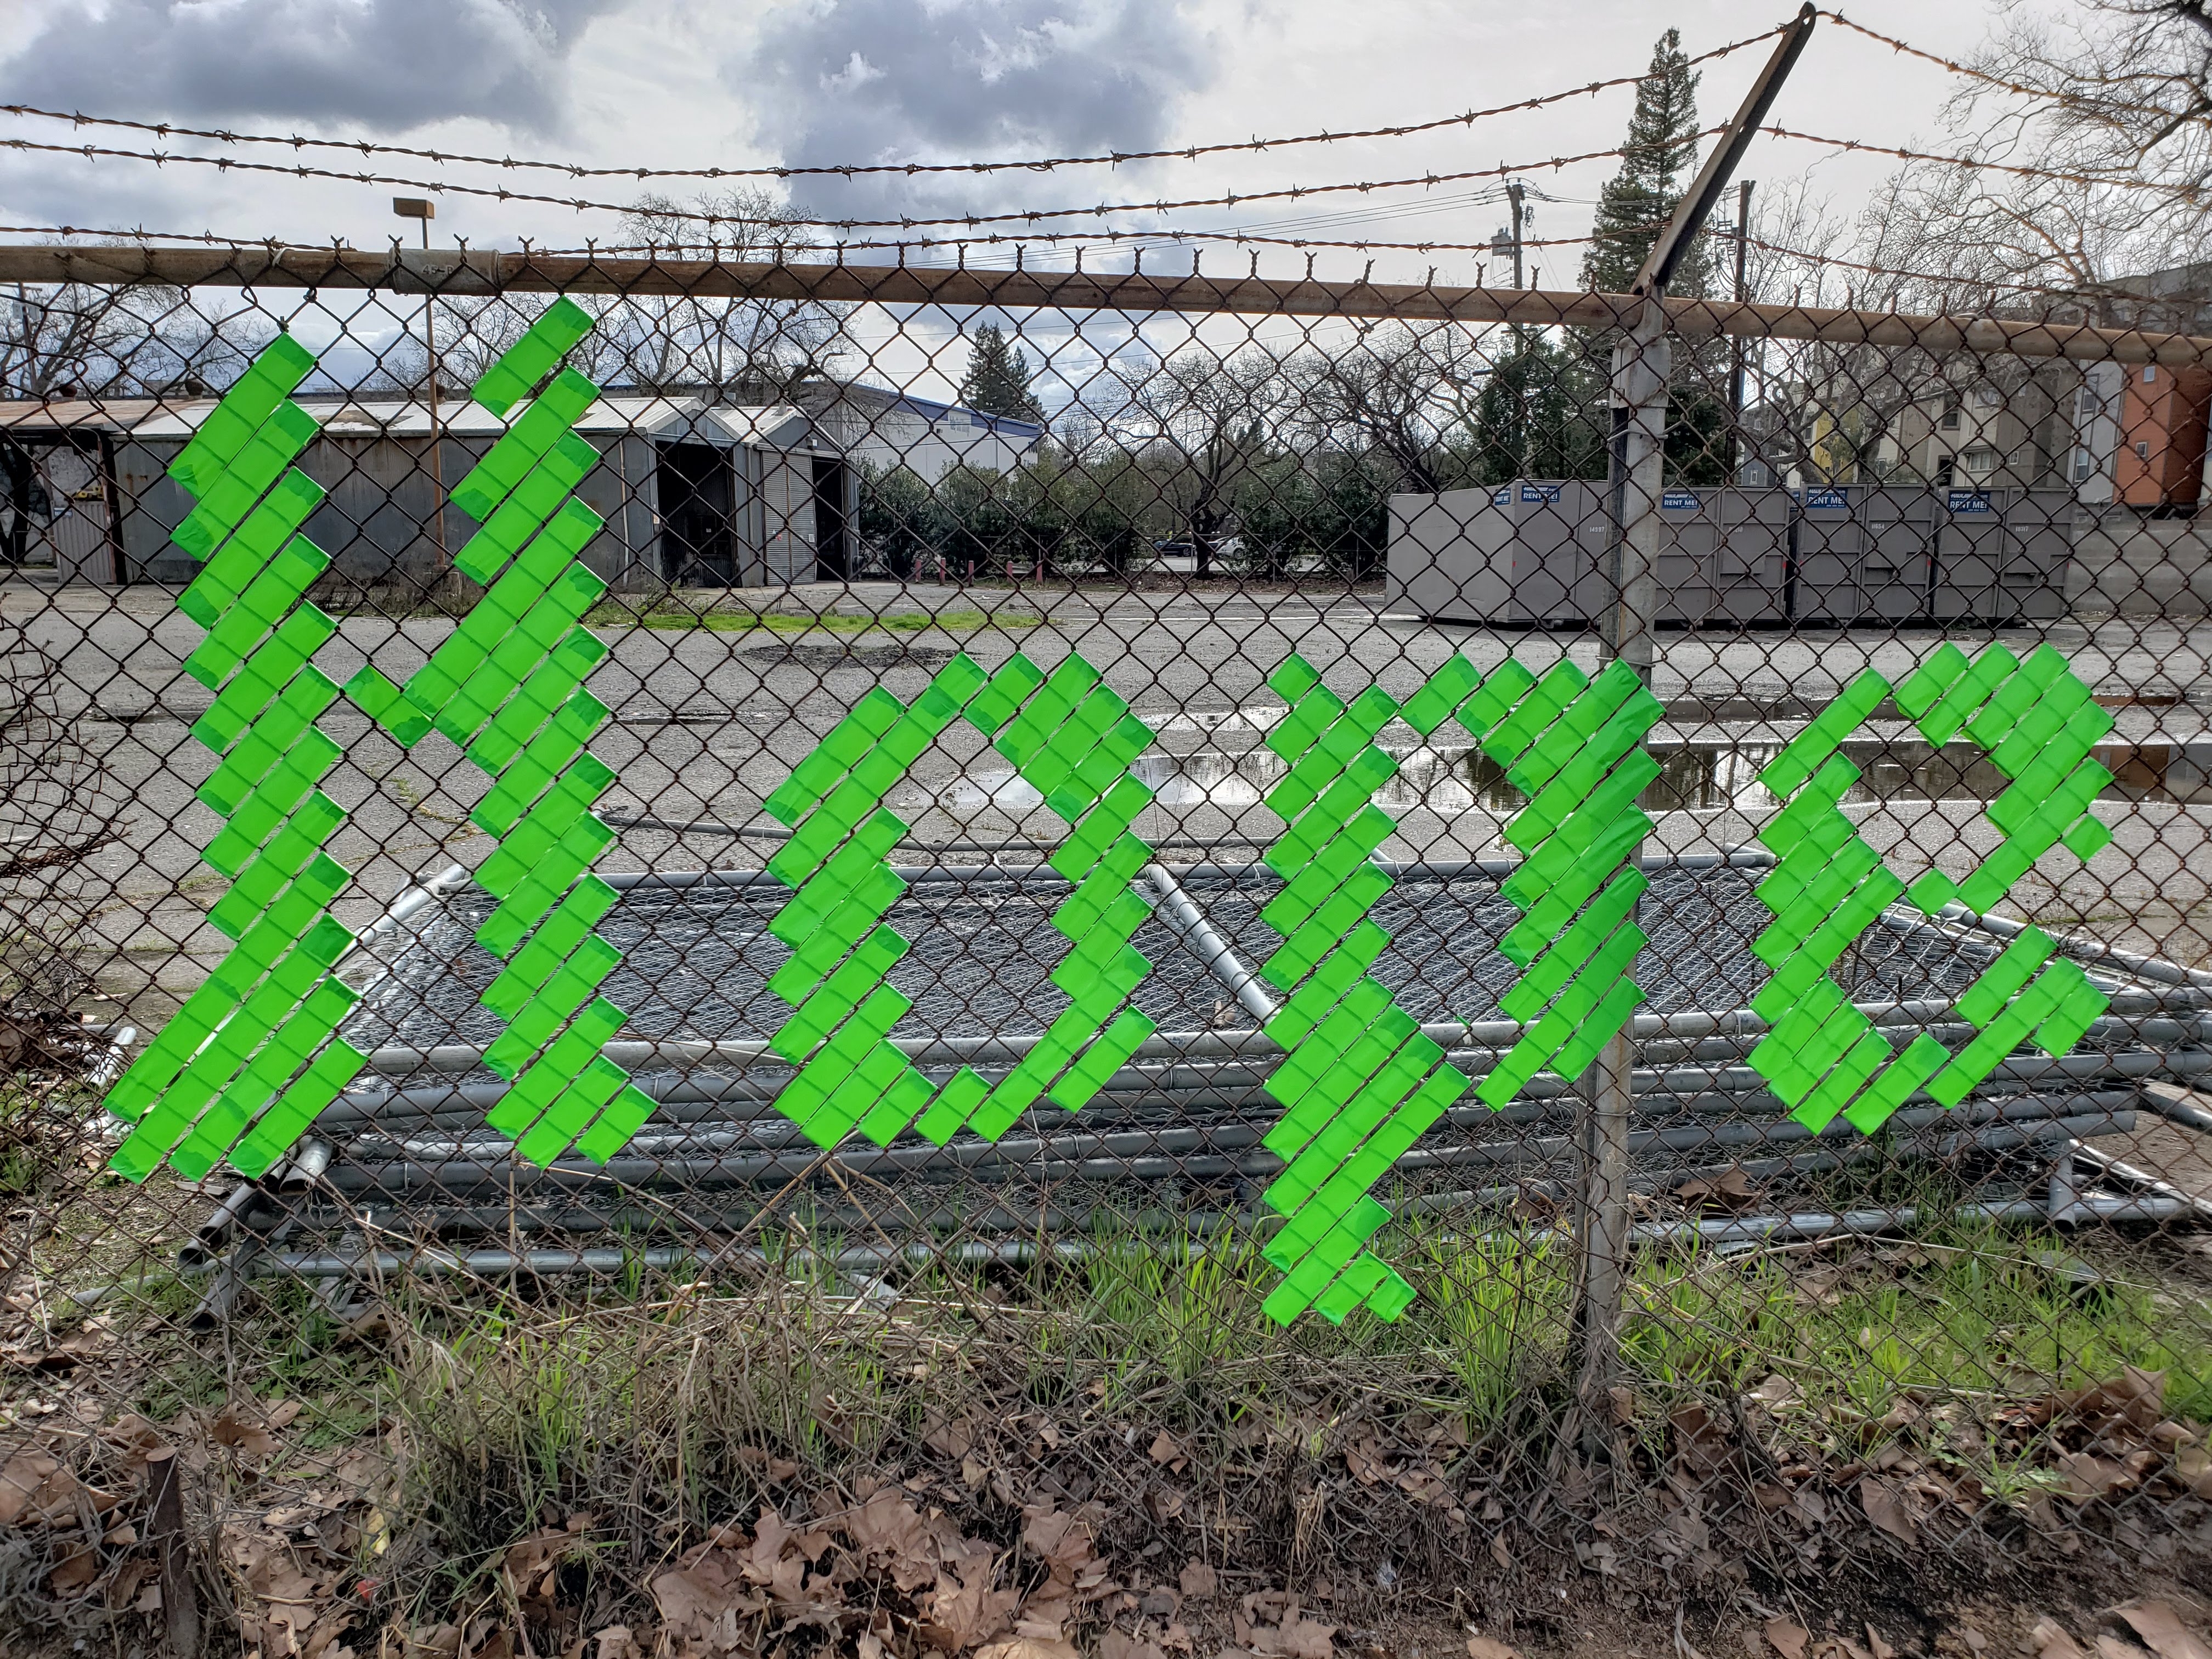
[1148,1431,1187,1475]
[975,1637,1081,1659]
[1342,1435,1389,1486]
[1178,1560,1217,1601]
[2064,1367,2166,1430]
[1101,1632,1168,1659]
[1468,1637,1522,1659]
[1675,1167,1759,1214]
[1254,1612,1336,1659]
[1670,1403,1730,1476]
[212,1404,279,1459]
[2033,1626,2090,1659]
[49,1543,97,1595]
[921,1559,1020,1651]
[2058,1452,2140,1500]
[651,1565,758,1655]
[1858,1476,1917,1544]
[923,1414,977,1460]
[0,1448,63,1526]
[1765,1620,1810,1659]
[2096,1640,2154,1659]
[2118,1606,2212,1659]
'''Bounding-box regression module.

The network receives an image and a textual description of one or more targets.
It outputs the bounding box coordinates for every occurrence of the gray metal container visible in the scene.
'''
[1385,480,1604,625]
[1387,482,2076,628]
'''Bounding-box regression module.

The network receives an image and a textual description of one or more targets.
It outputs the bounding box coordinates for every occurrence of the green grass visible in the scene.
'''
[585,603,1040,635]
[22,1183,2212,1634]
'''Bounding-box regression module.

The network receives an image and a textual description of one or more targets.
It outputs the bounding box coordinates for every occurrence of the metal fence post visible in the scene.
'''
[1576,303,1672,1446]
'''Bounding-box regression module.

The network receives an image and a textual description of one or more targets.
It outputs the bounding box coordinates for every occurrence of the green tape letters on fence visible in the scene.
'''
[101,336,367,1183]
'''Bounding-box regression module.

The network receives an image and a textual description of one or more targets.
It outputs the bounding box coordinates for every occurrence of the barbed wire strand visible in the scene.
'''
[1767,123,2210,200]
[1817,10,2212,134]
[0,133,1715,235]
[0,218,2140,313]
[0,26,1785,188]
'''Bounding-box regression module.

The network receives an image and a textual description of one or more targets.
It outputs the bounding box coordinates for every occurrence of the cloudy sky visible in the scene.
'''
[0,0,2007,272]
[0,0,2022,400]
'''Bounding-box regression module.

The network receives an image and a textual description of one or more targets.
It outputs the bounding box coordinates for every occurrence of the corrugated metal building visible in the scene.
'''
[0,391,878,590]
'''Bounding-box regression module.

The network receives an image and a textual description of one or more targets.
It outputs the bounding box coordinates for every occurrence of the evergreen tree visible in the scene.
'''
[1468,333,1607,483]
[958,324,1047,423]
[1582,29,1712,297]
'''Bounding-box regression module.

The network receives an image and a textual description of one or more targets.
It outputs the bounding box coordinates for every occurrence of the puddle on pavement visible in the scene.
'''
[918,735,2190,825]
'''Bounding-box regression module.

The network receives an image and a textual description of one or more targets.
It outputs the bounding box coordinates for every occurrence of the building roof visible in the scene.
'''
[0,398,172,435]
[0,392,828,452]
[824,380,1046,442]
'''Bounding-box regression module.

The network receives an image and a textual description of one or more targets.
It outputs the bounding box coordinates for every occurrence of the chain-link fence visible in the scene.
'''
[4,230,2212,1650]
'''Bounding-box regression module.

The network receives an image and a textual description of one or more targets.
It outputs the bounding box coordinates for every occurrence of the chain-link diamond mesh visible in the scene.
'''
[4,221,2212,1650]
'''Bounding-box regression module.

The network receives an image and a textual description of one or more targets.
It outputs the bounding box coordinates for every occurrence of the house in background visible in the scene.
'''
[0,377,1037,590]
[795,381,1044,480]
[2066,262,2212,512]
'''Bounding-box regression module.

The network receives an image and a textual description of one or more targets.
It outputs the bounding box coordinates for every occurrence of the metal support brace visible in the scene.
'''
[1600,304,1672,683]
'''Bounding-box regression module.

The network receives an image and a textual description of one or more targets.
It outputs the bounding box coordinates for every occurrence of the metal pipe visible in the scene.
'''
[1944,902,2212,995]
[237,1177,2198,1291]
[309,1089,2138,1199]
[12,244,2209,367]
[2142,1084,2212,1136]
[356,982,2018,1080]
[1146,863,1279,1024]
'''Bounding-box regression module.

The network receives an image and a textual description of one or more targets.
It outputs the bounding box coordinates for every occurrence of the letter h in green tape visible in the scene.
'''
[347,299,657,1166]
[755,650,1163,1149]
[103,335,370,1181]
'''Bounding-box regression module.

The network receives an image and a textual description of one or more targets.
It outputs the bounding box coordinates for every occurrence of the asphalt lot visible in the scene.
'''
[7,573,2211,1025]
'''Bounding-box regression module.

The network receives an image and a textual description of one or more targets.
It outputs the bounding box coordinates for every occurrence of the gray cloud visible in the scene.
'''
[0,0,623,133]
[746,0,1216,219]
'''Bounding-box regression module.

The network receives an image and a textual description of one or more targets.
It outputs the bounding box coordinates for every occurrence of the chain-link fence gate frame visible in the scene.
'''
[3,237,2212,1644]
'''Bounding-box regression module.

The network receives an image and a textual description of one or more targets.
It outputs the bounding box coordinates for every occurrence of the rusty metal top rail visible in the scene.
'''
[3,242,2210,368]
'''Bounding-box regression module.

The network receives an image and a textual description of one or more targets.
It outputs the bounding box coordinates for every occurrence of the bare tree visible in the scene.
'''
[1282,321,1488,493]
[0,276,258,401]
[1852,1,2212,307]
[1116,346,1287,574]
[594,188,853,397]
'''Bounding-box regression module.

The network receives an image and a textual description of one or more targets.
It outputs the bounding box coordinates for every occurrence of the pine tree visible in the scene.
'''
[1582,29,1711,297]
[958,325,1047,423]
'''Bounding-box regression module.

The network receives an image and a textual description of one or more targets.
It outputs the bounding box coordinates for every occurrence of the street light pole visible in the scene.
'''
[392,197,448,585]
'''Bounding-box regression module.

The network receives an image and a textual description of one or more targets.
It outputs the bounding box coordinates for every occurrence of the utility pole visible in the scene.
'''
[1507,180,1526,291]
[1730,179,1755,477]
[392,197,449,585]
[1576,4,1818,1460]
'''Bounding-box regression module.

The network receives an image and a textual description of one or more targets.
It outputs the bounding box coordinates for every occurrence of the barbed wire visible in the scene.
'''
[1767,123,2210,200]
[0,218,1607,269]
[1818,10,2212,135]
[0,215,2105,306]
[0,26,1782,190]
[0,216,2132,318]
[0,132,1709,236]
